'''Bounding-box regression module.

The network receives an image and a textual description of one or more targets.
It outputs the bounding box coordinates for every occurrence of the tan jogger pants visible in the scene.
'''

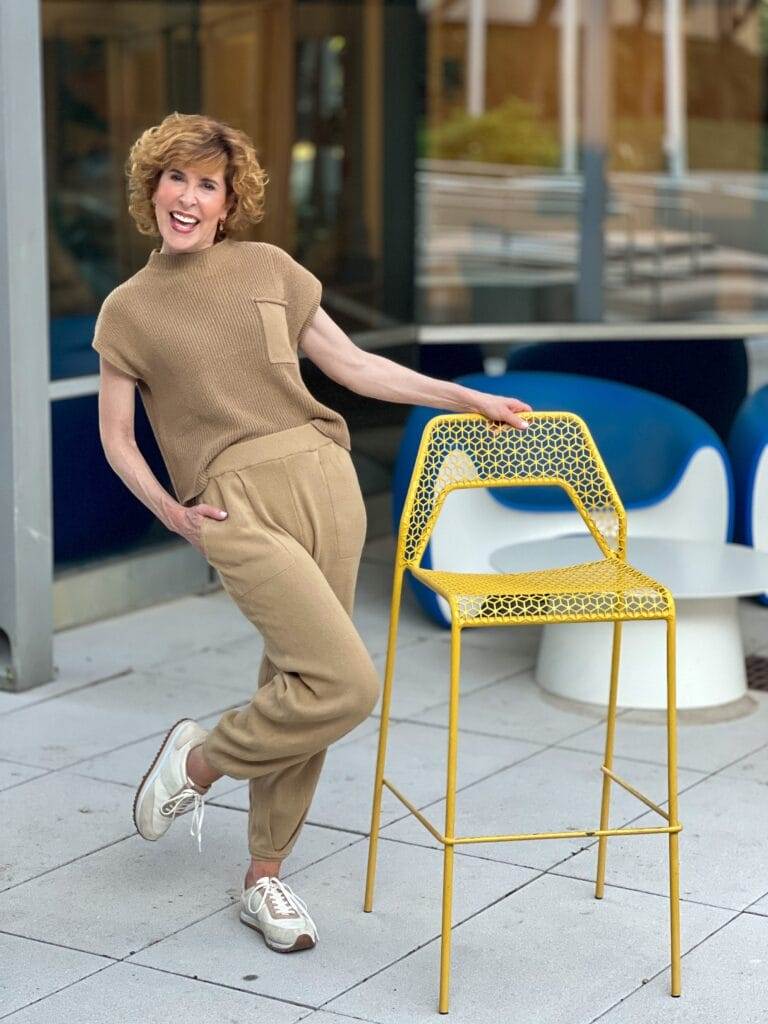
[193,422,381,861]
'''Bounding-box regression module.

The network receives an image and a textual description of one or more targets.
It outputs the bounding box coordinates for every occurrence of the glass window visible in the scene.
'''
[418,0,768,326]
[42,0,402,567]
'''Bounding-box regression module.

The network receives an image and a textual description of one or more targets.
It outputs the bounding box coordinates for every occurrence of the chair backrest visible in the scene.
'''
[398,411,627,568]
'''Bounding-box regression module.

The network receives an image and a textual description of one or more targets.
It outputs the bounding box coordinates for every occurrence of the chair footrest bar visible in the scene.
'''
[453,825,682,844]
[382,778,446,843]
[381,778,682,847]
[601,765,670,820]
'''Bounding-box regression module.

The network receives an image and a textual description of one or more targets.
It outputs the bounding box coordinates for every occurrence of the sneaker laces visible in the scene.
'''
[160,786,207,853]
[247,877,319,938]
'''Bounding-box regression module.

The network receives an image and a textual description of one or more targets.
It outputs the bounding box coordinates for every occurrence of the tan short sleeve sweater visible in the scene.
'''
[92,238,351,506]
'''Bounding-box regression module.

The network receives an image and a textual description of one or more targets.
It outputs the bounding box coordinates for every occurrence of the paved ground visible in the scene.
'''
[2,533,768,1023]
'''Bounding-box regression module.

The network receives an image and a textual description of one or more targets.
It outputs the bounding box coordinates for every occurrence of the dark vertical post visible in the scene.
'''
[576,0,610,321]
[382,0,420,323]
[0,0,55,690]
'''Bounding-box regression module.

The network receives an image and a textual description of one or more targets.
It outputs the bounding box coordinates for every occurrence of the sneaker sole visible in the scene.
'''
[133,717,195,840]
[239,911,317,952]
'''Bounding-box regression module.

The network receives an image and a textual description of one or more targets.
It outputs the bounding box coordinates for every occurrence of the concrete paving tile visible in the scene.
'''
[153,630,269,701]
[558,690,768,773]
[70,709,243,788]
[0,808,356,959]
[0,760,48,791]
[282,826,368,875]
[0,673,105,715]
[0,806,246,957]
[0,628,156,719]
[0,772,135,892]
[0,636,142,716]
[210,721,543,835]
[130,837,538,1008]
[556,772,768,911]
[0,932,108,1018]
[2,961,308,1024]
[296,1015,377,1024]
[720,740,768,787]
[412,670,611,745]
[597,913,768,1023]
[0,590,258,718]
[0,670,246,770]
[381,746,701,872]
[327,873,730,1024]
[52,591,254,681]
[745,890,768,915]
[369,636,534,721]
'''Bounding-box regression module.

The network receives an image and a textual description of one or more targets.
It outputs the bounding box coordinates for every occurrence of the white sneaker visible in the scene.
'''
[133,718,210,851]
[240,876,318,952]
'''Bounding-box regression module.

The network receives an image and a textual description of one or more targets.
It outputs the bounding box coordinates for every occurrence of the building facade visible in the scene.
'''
[2,0,768,688]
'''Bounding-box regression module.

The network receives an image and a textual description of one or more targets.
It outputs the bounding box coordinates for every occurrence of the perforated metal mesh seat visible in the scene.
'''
[411,560,671,624]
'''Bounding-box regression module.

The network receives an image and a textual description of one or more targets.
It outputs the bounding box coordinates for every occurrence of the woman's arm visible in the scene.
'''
[300,307,531,430]
[95,357,225,550]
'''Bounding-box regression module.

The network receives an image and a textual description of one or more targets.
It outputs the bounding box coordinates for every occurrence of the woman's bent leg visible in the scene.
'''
[199,443,375,860]
[246,543,363,859]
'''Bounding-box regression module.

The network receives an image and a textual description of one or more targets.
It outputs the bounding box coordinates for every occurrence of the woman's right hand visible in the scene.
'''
[175,504,228,555]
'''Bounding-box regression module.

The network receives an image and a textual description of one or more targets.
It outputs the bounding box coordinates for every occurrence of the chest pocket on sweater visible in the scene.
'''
[253,296,294,364]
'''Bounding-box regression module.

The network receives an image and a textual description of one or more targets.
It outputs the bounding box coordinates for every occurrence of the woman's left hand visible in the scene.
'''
[469,391,533,431]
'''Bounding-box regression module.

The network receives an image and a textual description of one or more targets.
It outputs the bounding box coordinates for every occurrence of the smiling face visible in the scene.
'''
[152,161,233,254]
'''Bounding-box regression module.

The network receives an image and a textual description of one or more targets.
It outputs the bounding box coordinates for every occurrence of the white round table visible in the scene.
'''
[490,536,768,710]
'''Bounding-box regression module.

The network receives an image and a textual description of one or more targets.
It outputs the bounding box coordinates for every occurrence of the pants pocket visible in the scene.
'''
[253,296,294,364]
[317,442,367,559]
[199,472,296,596]
[194,484,215,560]
[199,512,210,560]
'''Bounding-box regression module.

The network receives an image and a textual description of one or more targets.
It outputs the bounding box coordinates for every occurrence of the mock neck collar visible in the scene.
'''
[146,236,234,272]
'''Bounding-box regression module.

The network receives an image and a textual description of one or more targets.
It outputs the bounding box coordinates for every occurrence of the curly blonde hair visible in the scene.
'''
[125,111,269,238]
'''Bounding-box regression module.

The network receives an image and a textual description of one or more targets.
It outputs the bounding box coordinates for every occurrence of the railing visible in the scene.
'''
[418,169,708,316]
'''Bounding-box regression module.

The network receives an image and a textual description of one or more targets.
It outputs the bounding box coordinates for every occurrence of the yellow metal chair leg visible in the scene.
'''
[364,565,404,913]
[439,621,462,1014]
[595,621,622,899]
[666,616,682,996]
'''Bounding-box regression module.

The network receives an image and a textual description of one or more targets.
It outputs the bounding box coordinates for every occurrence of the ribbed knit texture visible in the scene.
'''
[91,237,351,506]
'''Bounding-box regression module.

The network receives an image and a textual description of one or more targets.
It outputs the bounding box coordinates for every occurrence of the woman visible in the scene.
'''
[93,112,531,956]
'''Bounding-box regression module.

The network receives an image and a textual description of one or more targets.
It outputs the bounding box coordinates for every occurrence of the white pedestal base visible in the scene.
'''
[536,598,747,710]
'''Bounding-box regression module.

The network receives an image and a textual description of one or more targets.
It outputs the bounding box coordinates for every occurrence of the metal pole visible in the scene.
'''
[467,0,486,117]
[560,0,579,175]
[576,0,610,321]
[663,0,688,178]
[0,0,54,691]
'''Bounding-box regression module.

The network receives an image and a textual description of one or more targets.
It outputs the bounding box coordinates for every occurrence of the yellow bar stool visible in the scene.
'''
[363,411,681,1015]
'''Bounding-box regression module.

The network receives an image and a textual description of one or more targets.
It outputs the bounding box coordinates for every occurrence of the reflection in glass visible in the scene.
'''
[42,0,391,568]
[418,0,768,327]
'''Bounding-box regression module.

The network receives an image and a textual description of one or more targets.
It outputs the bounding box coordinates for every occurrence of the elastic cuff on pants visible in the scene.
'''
[248,849,286,863]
